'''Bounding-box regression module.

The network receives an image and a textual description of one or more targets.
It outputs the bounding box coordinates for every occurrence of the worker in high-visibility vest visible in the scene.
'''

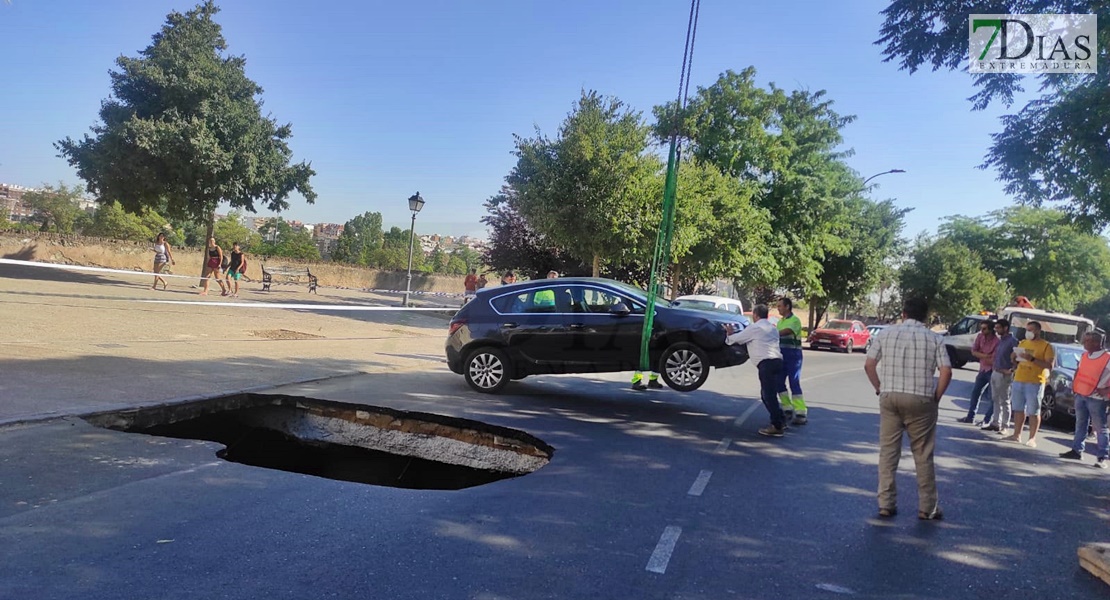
[1059,332,1110,468]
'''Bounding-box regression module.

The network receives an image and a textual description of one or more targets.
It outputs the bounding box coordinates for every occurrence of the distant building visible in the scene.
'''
[0,183,35,223]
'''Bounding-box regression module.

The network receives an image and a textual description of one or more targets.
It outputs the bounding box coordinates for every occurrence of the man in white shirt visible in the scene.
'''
[1059,332,1110,468]
[724,304,786,437]
[864,297,951,521]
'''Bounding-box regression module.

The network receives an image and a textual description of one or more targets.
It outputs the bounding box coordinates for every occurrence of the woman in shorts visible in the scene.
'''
[199,237,227,296]
[151,232,175,290]
[223,242,247,297]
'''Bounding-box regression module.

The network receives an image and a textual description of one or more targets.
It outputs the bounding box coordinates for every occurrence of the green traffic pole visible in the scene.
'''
[638,139,681,373]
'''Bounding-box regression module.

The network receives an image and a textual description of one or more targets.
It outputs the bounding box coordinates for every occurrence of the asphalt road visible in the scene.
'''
[1,349,1107,599]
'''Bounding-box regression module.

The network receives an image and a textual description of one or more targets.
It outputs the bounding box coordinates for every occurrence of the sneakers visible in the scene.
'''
[956,416,975,423]
[631,382,648,391]
[877,507,897,518]
[1096,458,1108,469]
[792,414,808,426]
[647,379,664,390]
[1059,450,1083,460]
[980,424,1001,432]
[758,425,786,437]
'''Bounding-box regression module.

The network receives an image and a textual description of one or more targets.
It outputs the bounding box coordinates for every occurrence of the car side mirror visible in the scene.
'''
[610,302,631,317]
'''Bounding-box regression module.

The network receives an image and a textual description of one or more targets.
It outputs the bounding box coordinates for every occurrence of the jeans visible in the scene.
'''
[966,370,992,420]
[757,358,786,428]
[989,370,1013,428]
[1073,395,1110,458]
[878,392,939,514]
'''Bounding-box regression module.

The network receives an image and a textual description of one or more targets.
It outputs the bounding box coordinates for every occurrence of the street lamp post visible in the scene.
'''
[861,169,906,188]
[402,192,425,307]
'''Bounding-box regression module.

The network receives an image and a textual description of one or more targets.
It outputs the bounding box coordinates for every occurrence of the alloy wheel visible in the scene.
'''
[665,349,704,387]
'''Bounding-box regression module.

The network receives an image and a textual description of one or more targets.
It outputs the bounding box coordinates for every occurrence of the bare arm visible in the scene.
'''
[864,357,881,396]
[935,366,953,402]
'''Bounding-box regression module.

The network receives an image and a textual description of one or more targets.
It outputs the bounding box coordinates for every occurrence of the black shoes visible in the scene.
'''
[648,379,664,390]
[1059,450,1083,460]
[981,423,1001,431]
[956,416,975,423]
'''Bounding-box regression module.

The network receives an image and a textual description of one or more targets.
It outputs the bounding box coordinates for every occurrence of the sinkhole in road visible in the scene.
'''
[84,393,553,490]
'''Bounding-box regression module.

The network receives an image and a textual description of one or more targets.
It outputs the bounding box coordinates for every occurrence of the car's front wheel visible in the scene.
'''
[844,340,854,354]
[659,342,710,392]
[1041,387,1056,424]
[464,346,512,394]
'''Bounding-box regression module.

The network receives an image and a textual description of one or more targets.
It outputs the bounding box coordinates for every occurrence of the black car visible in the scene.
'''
[445,278,751,393]
[1041,343,1084,424]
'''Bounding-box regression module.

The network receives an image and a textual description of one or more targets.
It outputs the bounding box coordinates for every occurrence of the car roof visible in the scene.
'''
[674,294,739,303]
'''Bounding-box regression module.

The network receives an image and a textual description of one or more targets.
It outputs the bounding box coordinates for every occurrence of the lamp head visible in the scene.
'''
[408,192,425,214]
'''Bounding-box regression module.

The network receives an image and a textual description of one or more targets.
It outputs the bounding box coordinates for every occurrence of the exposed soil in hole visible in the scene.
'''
[85,393,553,491]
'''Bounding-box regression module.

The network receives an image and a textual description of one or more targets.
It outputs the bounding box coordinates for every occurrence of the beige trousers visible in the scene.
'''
[878,391,939,513]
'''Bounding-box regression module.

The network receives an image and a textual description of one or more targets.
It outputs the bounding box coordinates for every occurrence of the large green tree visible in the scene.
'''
[257,218,319,260]
[22,183,85,233]
[331,211,383,265]
[654,68,858,297]
[509,91,659,277]
[56,1,316,242]
[900,236,1008,324]
[878,1,1110,227]
[84,201,156,241]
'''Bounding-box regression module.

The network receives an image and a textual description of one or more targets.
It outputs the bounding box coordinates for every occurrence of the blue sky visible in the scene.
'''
[1,0,1021,238]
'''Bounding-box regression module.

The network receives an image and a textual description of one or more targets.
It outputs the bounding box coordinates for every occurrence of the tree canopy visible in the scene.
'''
[877,1,1110,227]
[899,236,1008,324]
[22,183,85,233]
[56,1,316,228]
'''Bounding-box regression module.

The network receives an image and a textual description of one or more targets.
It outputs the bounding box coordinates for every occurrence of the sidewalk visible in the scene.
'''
[0,262,456,425]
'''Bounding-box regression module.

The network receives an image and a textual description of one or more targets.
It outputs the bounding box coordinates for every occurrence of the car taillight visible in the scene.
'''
[448,319,467,336]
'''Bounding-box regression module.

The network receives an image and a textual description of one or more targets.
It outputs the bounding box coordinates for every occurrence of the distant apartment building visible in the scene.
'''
[1,183,35,222]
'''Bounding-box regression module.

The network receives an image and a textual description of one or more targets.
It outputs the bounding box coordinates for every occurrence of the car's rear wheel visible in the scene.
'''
[659,342,710,392]
[464,347,512,394]
[1041,387,1056,424]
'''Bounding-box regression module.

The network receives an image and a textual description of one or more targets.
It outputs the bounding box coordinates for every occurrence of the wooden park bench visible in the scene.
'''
[261,264,318,294]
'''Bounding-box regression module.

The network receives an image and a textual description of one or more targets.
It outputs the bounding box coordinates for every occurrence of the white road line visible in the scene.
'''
[646,526,682,574]
[687,470,712,496]
[136,299,447,310]
[714,437,732,453]
[733,401,762,428]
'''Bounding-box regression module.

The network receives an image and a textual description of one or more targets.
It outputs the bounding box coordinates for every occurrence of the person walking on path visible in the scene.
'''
[984,319,1019,433]
[775,297,807,425]
[151,232,175,290]
[958,319,998,424]
[463,269,479,304]
[864,297,951,520]
[725,304,786,437]
[223,242,247,298]
[1006,321,1054,447]
[199,237,227,297]
[1059,332,1110,467]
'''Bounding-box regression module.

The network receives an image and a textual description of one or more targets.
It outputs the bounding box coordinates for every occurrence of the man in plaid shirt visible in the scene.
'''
[864,297,952,520]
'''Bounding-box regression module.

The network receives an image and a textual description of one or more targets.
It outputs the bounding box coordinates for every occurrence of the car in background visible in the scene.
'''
[671,295,744,316]
[808,319,870,353]
[865,325,886,352]
[1041,343,1084,425]
[446,278,751,394]
[943,314,994,368]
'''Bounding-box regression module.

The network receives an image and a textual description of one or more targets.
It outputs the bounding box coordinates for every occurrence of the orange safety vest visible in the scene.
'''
[1073,352,1110,397]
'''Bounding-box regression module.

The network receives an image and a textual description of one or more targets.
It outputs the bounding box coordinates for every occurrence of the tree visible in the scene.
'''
[84,201,155,241]
[877,1,1110,227]
[899,236,1008,324]
[331,211,383,265]
[509,91,659,276]
[654,68,858,297]
[213,211,261,252]
[22,183,84,233]
[481,187,589,279]
[56,1,316,242]
[257,217,319,260]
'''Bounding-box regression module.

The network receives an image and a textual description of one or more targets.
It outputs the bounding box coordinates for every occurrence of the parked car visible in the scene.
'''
[446,278,751,394]
[671,295,744,316]
[865,325,886,352]
[1041,343,1085,424]
[808,319,870,353]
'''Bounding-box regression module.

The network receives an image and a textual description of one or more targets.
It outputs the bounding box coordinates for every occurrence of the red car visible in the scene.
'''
[808,319,870,353]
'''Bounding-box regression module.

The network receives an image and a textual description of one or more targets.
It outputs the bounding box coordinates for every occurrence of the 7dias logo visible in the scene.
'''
[969,14,1096,73]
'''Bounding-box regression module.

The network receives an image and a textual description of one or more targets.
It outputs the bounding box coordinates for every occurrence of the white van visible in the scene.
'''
[999,307,1094,344]
[671,295,744,315]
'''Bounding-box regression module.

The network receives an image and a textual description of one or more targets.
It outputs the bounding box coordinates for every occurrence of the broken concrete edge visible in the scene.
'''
[0,369,372,429]
[84,391,555,464]
[1078,543,1110,587]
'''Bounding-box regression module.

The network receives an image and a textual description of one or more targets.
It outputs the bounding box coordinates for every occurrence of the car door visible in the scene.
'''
[564,284,645,370]
[489,286,569,367]
[853,322,869,347]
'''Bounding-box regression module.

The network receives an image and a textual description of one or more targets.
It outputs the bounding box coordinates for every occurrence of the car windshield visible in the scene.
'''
[824,321,852,331]
[1056,346,1082,370]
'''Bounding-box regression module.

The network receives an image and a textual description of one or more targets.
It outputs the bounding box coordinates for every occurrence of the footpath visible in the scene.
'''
[0,261,457,425]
